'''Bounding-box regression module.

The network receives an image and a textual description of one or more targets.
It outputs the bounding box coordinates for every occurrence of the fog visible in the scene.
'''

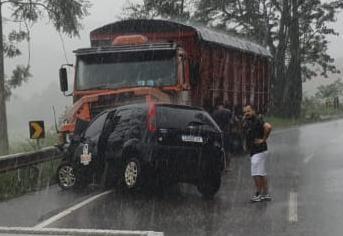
[4,0,343,139]
[4,0,132,139]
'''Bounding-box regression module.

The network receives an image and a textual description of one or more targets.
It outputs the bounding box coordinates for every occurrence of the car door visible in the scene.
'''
[97,110,120,159]
[74,111,109,166]
[106,107,145,160]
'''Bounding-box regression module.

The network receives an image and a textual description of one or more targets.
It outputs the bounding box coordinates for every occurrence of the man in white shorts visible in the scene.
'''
[243,105,272,202]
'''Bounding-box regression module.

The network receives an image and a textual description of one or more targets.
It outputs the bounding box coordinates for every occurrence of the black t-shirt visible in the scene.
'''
[244,116,268,156]
[212,109,232,133]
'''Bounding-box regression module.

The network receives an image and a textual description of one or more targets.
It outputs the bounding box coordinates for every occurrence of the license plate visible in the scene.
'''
[181,135,203,143]
[80,153,92,166]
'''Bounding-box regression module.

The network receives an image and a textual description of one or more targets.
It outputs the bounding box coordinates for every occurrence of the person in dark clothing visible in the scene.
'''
[212,103,232,170]
[243,105,272,202]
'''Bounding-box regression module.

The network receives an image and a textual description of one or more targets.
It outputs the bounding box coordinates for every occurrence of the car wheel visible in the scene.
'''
[57,162,77,190]
[197,172,221,199]
[57,162,88,190]
[123,158,143,190]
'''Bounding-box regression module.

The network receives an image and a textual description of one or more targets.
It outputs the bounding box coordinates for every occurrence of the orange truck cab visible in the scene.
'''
[58,19,271,144]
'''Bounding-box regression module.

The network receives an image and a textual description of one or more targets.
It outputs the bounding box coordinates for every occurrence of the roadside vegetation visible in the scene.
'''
[1,79,343,200]
[266,80,343,128]
[0,128,61,200]
[9,128,59,154]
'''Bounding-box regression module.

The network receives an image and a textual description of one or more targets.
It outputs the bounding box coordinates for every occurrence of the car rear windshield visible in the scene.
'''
[156,105,220,131]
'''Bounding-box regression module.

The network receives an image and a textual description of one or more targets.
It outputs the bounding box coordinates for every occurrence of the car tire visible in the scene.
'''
[123,157,143,191]
[197,172,221,199]
[57,162,88,190]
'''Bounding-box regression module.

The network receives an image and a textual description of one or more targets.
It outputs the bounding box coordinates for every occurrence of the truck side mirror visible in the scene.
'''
[59,68,68,92]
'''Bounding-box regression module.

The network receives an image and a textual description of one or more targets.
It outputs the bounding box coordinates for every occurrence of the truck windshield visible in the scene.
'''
[75,50,177,91]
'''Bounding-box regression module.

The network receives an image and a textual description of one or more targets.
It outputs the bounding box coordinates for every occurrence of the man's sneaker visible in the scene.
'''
[250,194,262,203]
[261,193,272,201]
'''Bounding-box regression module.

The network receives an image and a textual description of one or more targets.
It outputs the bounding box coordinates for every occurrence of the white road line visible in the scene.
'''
[288,191,298,223]
[303,153,314,164]
[0,226,164,236]
[34,190,113,229]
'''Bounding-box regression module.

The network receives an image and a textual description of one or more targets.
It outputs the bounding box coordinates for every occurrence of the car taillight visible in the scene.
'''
[147,100,157,133]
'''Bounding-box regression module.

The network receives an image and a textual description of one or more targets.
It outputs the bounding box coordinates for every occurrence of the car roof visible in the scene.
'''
[156,103,204,111]
[98,103,204,116]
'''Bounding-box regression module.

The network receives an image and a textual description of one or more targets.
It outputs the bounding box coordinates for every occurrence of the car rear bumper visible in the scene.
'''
[144,145,225,183]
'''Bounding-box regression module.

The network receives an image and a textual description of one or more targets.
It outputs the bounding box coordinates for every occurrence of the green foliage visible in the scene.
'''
[315,79,343,99]
[0,159,61,201]
[302,95,320,112]
[3,42,21,58]
[9,128,59,154]
[0,128,61,200]
[10,0,91,37]
[3,0,91,100]
[3,30,29,58]
[264,116,300,128]
[123,0,343,118]
[8,65,31,87]
[8,30,29,42]
[123,0,191,19]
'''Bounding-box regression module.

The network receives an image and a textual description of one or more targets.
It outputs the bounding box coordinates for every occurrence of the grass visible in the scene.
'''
[0,128,61,201]
[265,107,343,129]
[264,116,301,129]
[9,128,59,154]
[0,159,61,201]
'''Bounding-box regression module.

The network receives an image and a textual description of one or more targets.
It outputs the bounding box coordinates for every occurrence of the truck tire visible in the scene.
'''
[197,172,221,199]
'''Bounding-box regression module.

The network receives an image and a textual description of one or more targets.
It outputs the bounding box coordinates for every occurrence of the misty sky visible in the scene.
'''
[0,0,343,102]
[3,0,135,99]
[3,0,343,99]
[2,0,343,139]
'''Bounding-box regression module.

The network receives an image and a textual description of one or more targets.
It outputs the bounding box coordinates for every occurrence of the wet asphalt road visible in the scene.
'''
[1,119,343,235]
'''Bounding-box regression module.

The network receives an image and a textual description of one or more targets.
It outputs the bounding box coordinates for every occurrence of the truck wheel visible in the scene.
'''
[197,173,221,199]
[123,157,143,191]
[57,162,88,190]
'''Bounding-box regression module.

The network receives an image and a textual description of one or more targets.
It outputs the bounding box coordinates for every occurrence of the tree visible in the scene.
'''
[0,0,90,155]
[194,0,343,117]
[123,0,191,19]
[315,79,343,100]
[124,0,343,118]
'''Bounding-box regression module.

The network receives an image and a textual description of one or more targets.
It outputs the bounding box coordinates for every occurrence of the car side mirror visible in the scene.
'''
[59,68,68,93]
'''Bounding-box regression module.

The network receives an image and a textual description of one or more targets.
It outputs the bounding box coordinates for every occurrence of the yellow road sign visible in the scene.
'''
[29,121,45,139]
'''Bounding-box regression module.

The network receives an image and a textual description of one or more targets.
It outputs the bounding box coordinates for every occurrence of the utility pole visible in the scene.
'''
[0,2,9,155]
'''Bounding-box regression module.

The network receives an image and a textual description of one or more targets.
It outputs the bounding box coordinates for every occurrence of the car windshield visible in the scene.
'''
[75,50,177,90]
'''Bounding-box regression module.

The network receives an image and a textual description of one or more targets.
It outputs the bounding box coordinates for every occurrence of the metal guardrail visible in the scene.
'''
[0,146,64,174]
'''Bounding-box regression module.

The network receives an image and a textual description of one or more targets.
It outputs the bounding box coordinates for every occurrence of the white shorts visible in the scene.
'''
[251,151,268,176]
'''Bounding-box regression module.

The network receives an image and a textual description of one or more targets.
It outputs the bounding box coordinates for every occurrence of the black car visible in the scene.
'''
[57,103,225,198]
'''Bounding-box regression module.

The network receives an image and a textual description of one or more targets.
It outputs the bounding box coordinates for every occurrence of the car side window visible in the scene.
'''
[84,112,108,139]
[111,107,145,139]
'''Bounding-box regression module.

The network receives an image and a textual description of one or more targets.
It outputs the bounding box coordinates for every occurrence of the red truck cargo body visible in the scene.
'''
[89,19,271,114]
